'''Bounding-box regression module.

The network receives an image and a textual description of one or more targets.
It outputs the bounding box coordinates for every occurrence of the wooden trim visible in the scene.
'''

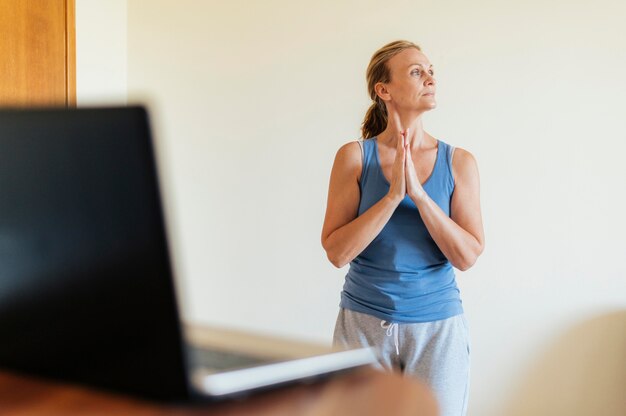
[65,0,76,107]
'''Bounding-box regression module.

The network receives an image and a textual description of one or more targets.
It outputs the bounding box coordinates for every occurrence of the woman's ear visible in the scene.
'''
[375,82,391,102]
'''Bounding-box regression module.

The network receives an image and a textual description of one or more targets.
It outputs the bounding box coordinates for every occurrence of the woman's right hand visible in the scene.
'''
[387,129,408,203]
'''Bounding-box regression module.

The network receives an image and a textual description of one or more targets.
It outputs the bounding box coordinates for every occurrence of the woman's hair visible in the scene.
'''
[361,40,422,139]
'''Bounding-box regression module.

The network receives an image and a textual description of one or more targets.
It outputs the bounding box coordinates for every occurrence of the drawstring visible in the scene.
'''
[380,321,399,355]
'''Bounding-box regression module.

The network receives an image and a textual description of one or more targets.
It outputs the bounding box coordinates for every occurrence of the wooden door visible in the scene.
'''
[0,0,76,107]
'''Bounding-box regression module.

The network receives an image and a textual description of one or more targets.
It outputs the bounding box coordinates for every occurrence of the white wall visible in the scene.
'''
[75,0,127,105]
[79,1,626,415]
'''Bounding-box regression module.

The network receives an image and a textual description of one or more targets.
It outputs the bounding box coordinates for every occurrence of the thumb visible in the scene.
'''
[404,143,410,166]
[398,140,406,168]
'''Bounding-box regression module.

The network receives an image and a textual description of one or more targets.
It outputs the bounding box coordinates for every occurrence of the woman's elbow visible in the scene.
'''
[323,244,349,268]
[455,243,484,271]
[455,258,476,272]
[326,251,349,269]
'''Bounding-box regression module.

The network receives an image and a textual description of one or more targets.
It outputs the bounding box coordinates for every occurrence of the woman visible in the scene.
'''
[321,40,484,416]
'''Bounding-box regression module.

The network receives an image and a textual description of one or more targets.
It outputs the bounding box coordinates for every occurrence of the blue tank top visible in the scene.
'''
[340,137,463,323]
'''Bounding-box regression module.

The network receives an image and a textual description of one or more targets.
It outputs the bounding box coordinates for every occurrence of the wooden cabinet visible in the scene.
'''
[0,0,75,107]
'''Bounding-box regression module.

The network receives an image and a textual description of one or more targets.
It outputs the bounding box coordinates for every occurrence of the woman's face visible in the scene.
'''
[380,48,437,113]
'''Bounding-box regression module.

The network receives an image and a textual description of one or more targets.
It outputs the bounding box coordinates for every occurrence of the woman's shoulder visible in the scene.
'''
[449,146,479,184]
[333,139,364,181]
[450,146,477,166]
[335,139,365,161]
[434,135,476,165]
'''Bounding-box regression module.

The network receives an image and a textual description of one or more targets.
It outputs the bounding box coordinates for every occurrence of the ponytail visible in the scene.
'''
[361,98,388,139]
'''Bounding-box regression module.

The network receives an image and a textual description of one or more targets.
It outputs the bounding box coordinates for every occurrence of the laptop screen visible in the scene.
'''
[0,107,190,400]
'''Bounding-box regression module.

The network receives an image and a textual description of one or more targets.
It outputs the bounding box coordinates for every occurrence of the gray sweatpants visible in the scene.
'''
[333,308,471,416]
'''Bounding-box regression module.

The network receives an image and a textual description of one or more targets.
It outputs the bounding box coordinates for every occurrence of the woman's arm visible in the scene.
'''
[408,148,485,271]
[321,141,405,268]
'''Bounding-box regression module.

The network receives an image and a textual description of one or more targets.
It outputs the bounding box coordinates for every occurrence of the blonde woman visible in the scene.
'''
[321,40,484,416]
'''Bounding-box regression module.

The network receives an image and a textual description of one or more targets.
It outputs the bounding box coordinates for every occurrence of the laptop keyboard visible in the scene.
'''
[188,347,277,371]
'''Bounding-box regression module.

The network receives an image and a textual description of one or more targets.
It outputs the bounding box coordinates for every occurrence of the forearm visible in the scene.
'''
[412,194,483,271]
[324,195,401,268]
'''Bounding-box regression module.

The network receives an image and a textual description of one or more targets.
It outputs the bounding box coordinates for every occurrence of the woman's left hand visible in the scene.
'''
[403,129,427,202]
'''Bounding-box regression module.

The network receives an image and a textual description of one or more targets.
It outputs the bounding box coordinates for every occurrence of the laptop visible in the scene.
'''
[0,106,376,401]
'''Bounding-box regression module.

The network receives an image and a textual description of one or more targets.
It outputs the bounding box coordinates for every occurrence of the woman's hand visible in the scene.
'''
[387,130,407,203]
[404,129,427,202]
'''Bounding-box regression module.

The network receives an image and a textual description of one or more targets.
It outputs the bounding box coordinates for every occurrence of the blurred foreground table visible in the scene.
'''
[0,367,438,415]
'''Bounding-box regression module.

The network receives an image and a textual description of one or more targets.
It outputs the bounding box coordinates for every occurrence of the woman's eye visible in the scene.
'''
[412,69,434,76]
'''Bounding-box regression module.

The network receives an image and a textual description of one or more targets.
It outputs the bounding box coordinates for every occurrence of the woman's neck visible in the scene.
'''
[377,116,430,150]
